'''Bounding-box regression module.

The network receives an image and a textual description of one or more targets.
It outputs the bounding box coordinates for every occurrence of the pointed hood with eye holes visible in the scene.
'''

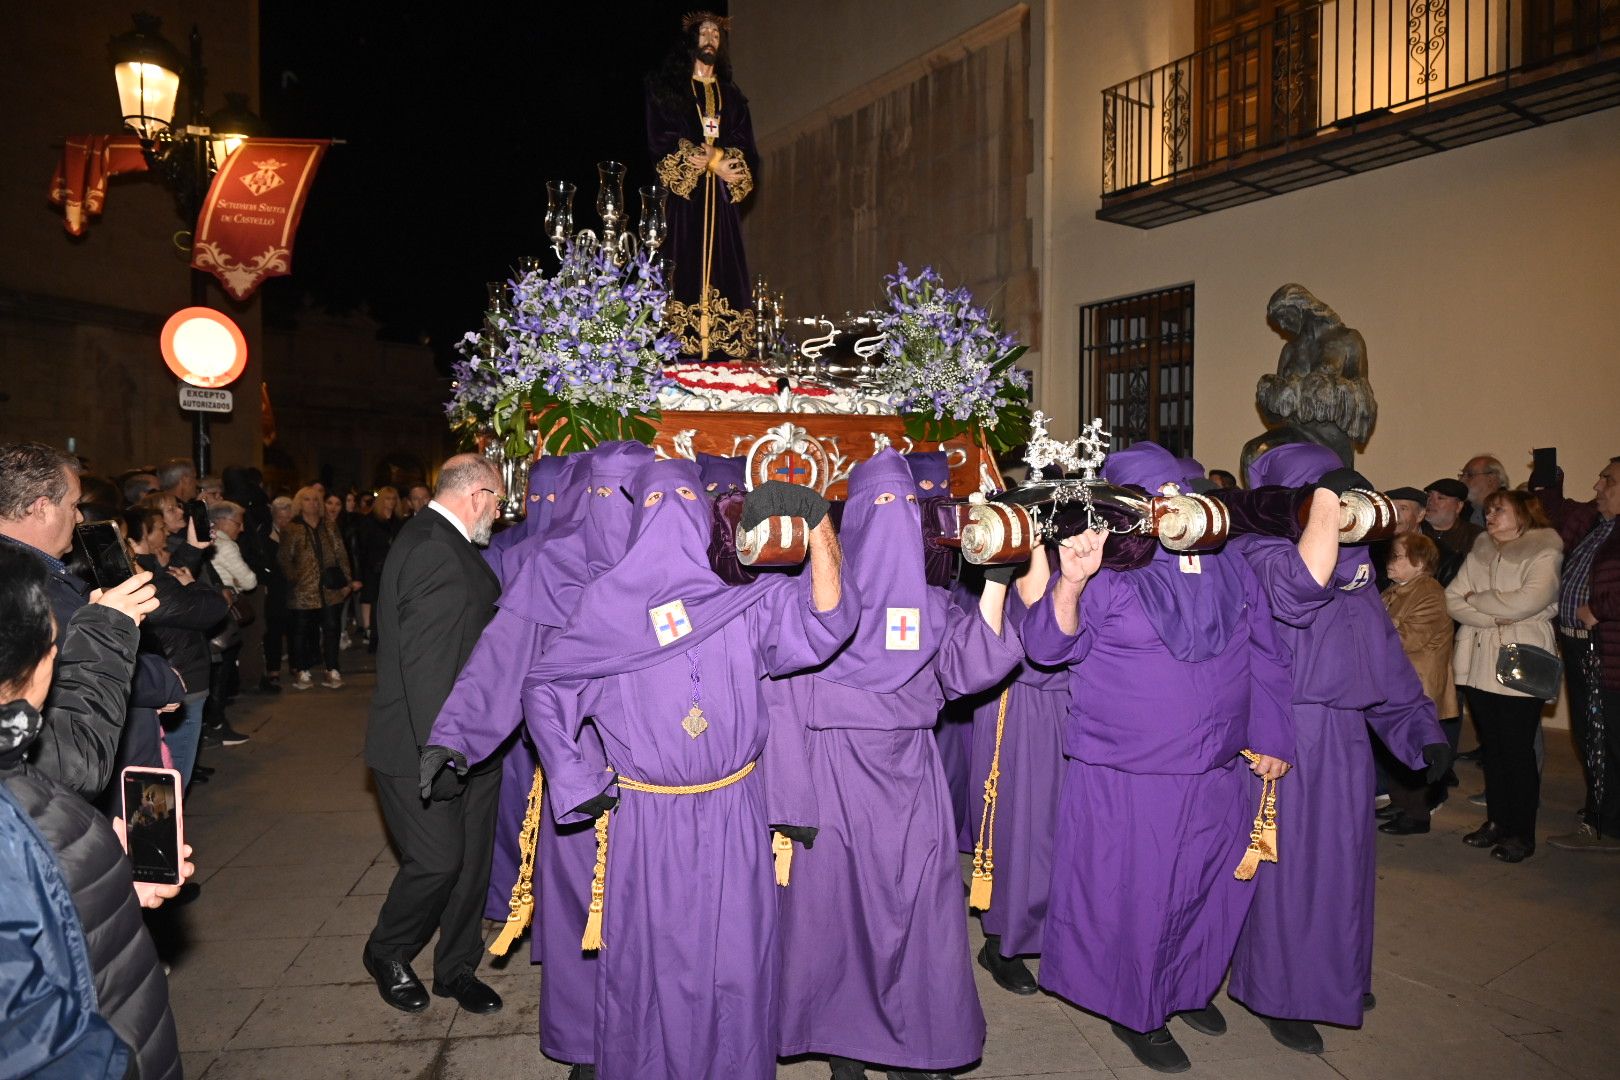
[500,441,654,629]
[903,450,951,496]
[1247,441,1372,589]
[698,452,748,497]
[522,458,792,680]
[1102,441,1247,662]
[814,449,951,692]
[485,453,579,566]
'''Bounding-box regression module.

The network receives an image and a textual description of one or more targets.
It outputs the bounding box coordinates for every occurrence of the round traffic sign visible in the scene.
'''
[161,307,248,388]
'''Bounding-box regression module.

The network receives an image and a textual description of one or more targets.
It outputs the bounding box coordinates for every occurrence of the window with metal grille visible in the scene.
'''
[1080,285,1195,457]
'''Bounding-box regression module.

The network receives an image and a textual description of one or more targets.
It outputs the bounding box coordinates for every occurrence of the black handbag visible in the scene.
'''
[306,522,349,592]
[1495,638,1563,701]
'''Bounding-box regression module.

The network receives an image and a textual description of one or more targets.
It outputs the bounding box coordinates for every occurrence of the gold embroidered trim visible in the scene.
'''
[655,140,706,199]
[721,147,754,203]
[665,285,757,360]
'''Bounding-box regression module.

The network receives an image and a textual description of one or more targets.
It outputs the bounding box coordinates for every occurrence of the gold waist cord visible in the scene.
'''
[581,758,760,951]
[698,149,720,360]
[1233,749,1281,881]
[489,764,546,957]
[969,689,1012,911]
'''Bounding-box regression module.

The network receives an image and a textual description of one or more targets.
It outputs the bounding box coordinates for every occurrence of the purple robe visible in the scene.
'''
[522,460,857,1080]
[776,452,1015,1070]
[1023,441,1295,1034]
[1228,444,1442,1027]
[968,567,1070,958]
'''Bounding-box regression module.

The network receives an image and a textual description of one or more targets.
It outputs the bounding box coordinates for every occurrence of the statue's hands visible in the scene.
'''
[714,157,746,184]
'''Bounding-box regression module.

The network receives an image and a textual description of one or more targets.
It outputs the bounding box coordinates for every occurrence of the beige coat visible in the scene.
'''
[1445,528,1563,697]
[1384,574,1458,718]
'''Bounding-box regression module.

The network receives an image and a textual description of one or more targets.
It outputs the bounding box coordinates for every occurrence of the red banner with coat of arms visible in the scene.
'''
[190,138,329,301]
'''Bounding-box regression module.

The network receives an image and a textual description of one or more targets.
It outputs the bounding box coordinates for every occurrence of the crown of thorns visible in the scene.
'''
[682,10,731,32]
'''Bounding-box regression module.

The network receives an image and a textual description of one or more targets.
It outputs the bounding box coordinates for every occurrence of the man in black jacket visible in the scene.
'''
[364,454,506,1014]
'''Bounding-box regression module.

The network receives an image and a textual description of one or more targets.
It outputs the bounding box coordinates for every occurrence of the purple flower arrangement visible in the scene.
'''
[874,264,1031,452]
[446,241,677,455]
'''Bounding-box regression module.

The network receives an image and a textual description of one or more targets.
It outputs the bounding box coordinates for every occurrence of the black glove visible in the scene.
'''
[772,824,818,849]
[740,480,830,532]
[418,745,469,800]
[1317,466,1373,496]
[572,792,619,819]
[983,561,1022,586]
[1421,742,1455,786]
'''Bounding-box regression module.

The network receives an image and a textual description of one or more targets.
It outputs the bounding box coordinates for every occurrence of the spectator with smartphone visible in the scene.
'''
[1533,456,1620,853]
[0,544,187,1080]
[123,504,229,788]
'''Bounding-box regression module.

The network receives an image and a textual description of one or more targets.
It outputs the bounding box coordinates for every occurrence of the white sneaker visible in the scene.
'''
[339,632,353,651]
[323,670,343,690]
[293,670,314,690]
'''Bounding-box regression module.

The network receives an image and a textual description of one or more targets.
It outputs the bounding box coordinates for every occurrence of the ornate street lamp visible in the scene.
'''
[108,13,184,141]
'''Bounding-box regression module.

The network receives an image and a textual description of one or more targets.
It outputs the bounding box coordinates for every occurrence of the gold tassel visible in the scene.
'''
[580,809,611,951]
[773,831,794,887]
[488,765,546,956]
[969,690,1011,912]
[1235,750,1282,880]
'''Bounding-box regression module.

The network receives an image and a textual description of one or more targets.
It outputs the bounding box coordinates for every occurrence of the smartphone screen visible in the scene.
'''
[1531,447,1557,489]
[122,769,183,885]
[186,499,213,543]
[71,522,134,590]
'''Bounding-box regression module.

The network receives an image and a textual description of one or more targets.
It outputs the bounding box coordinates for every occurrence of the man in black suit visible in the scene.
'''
[363,454,506,1014]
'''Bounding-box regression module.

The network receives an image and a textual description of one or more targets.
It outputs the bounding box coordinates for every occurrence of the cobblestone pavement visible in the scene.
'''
[164,655,1620,1079]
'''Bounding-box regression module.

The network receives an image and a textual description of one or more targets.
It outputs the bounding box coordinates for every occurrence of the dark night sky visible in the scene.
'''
[258,1,726,365]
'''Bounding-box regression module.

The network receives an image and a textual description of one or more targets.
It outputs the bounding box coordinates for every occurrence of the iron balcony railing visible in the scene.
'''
[1101,0,1620,196]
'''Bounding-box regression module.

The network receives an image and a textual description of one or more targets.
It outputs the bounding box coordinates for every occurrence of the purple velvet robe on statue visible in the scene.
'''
[1227,444,1442,1028]
[968,551,1070,959]
[1022,443,1296,1034]
[520,459,856,1080]
[430,442,652,1066]
[776,452,1016,1071]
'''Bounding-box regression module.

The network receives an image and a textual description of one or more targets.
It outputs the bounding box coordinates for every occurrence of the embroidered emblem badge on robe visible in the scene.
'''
[1339,563,1372,592]
[651,600,693,646]
[886,607,921,651]
[701,114,720,139]
[682,706,709,739]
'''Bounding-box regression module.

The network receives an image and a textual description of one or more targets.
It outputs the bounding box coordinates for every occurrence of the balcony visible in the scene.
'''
[1098,0,1620,227]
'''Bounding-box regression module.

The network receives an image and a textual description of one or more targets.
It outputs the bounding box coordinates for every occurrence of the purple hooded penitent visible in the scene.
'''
[904,449,952,495]
[697,452,748,496]
[775,450,1018,1071]
[518,457,857,1080]
[1227,443,1442,1029]
[1019,440,1297,1033]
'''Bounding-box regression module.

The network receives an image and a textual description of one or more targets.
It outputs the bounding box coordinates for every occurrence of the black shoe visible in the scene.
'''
[1463,821,1505,848]
[885,1073,954,1080]
[829,1058,866,1080]
[1491,840,1534,863]
[1362,992,1376,1010]
[977,936,1039,995]
[433,971,502,1013]
[1177,1002,1226,1036]
[189,769,210,783]
[210,721,250,746]
[1262,1018,1323,1054]
[566,1067,595,1080]
[1111,1025,1190,1073]
[362,947,429,1013]
[1374,805,1398,820]
[1379,814,1431,835]
[200,728,222,748]
[256,676,282,695]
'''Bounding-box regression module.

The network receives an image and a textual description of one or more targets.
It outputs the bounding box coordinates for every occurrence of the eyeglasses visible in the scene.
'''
[475,487,503,500]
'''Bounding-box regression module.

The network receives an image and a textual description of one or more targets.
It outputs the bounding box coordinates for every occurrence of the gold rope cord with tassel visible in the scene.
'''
[969,689,1012,910]
[1233,750,1281,881]
[488,764,546,956]
[579,759,759,951]
[772,831,794,887]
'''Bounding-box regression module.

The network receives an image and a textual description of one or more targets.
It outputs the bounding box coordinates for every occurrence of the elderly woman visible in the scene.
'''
[203,501,258,746]
[277,486,357,691]
[1446,489,1564,863]
[1380,533,1459,835]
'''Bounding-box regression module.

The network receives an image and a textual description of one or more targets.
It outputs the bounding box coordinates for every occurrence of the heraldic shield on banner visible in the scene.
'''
[190,138,329,301]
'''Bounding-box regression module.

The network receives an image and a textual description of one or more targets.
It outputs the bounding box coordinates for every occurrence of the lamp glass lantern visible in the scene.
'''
[108,15,185,141]
[207,92,262,170]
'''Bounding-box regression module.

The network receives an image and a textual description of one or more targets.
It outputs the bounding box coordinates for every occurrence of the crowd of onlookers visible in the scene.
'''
[1210,452,1620,862]
[0,440,432,1076]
